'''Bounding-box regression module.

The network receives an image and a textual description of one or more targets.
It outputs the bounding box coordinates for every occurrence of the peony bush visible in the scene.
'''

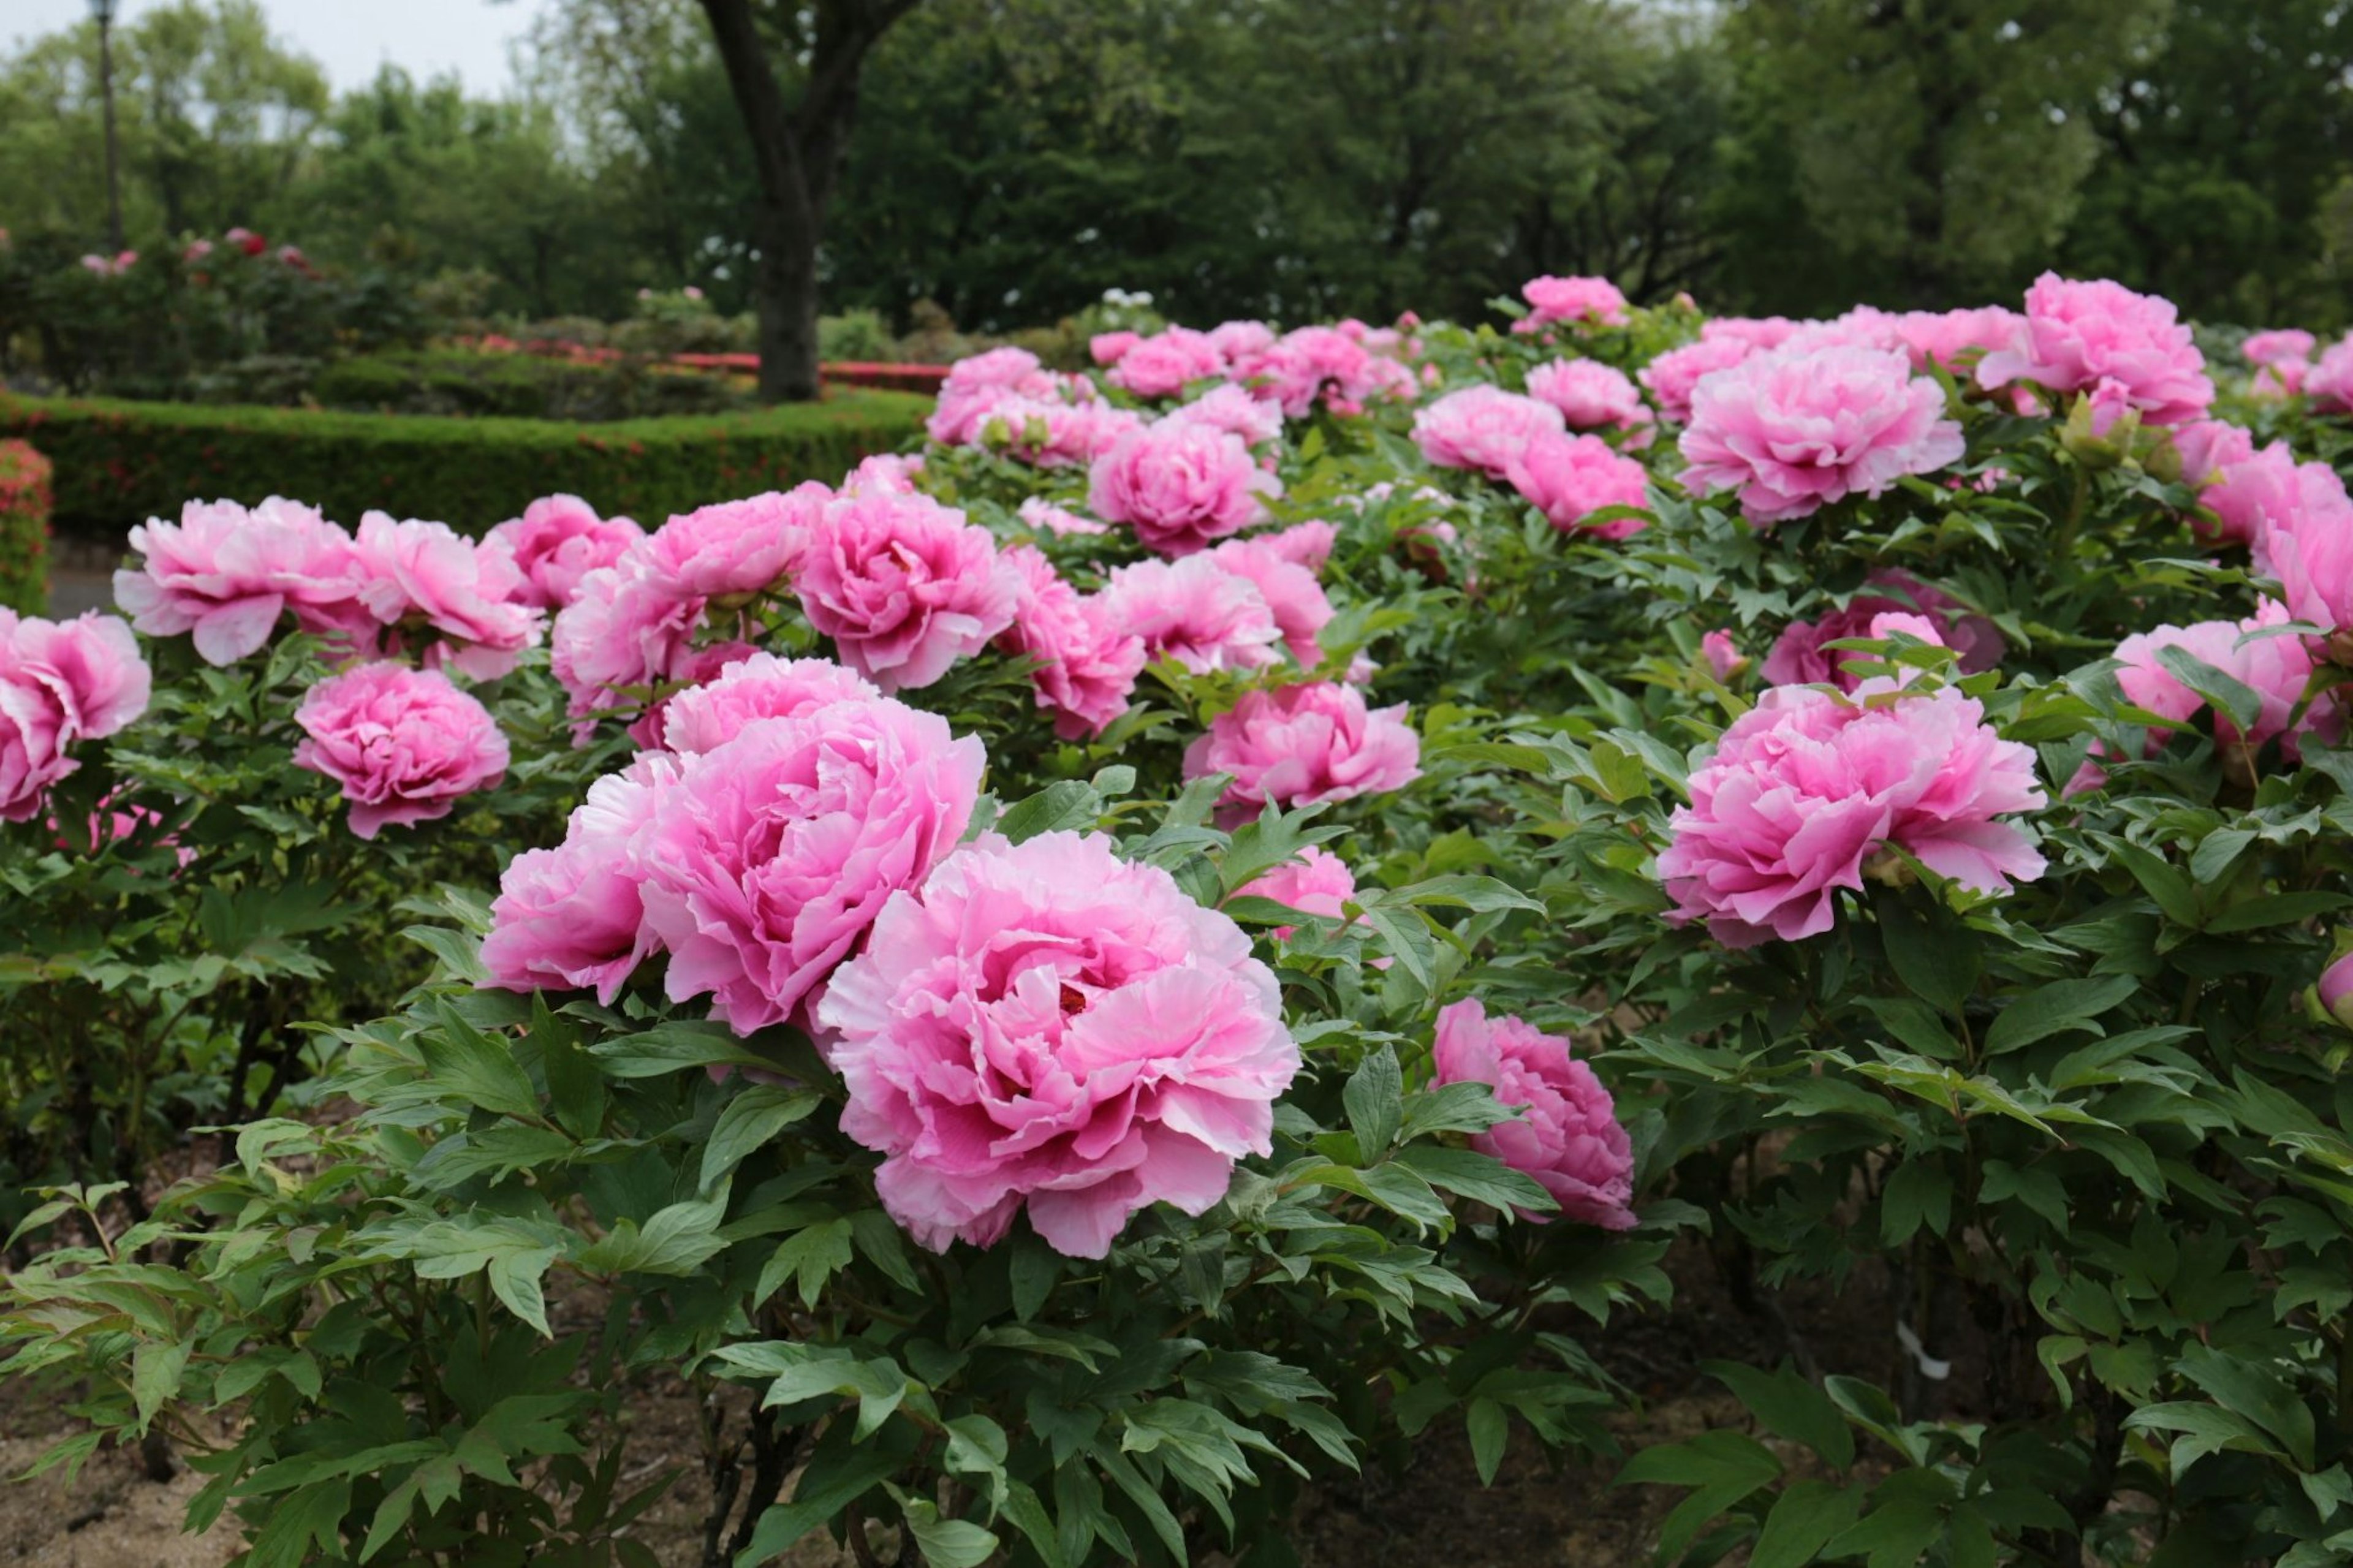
[5,267,2353,1567]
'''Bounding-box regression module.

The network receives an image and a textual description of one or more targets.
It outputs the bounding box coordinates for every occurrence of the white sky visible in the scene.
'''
[6,0,556,96]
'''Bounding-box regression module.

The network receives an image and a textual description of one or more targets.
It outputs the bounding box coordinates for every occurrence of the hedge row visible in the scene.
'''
[0,440,52,615]
[0,389,931,538]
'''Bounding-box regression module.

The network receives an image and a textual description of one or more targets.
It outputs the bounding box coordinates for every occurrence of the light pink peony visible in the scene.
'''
[966,395,1143,469]
[2305,336,2353,414]
[818,830,1299,1258]
[790,489,1019,692]
[659,653,879,755]
[1088,422,1281,557]
[1207,320,1278,363]
[550,559,707,728]
[1432,998,1635,1228]
[1639,336,1758,424]
[482,494,645,610]
[1701,630,1746,681]
[292,662,509,839]
[1411,387,1566,480]
[626,640,762,750]
[1108,328,1227,400]
[1702,317,1805,352]
[2250,460,2353,661]
[2112,599,2336,767]
[1976,273,2212,426]
[2170,422,2262,545]
[1762,573,2004,691]
[997,546,1147,738]
[841,453,925,496]
[480,756,677,1004]
[1089,330,1142,366]
[637,695,985,1036]
[1233,844,1360,943]
[642,486,822,601]
[1516,275,1629,333]
[1017,497,1112,537]
[1259,520,1339,573]
[0,672,70,822]
[1183,681,1421,826]
[355,512,545,679]
[1097,556,1283,675]
[2243,330,2316,369]
[1525,360,1656,446]
[0,610,151,742]
[1504,432,1651,538]
[1887,308,2025,373]
[1205,536,1335,667]
[1678,346,1965,525]
[115,497,368,665]
[1235,326,1404,417]
[1164,383,1284,448]
[1656,684,2046,947]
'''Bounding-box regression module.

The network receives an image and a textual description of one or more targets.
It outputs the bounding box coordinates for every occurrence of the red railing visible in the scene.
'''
[450,338,949,395]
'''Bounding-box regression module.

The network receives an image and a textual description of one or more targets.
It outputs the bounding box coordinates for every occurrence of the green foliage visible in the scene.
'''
[312,349,755,422]
[0,437,51,613]
[0,388,928,534]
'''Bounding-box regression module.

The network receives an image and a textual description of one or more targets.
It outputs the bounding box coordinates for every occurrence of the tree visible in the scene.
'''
[693,0,925,402]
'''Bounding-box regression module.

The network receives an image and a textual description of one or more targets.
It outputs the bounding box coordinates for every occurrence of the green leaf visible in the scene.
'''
[535,995,606,1140]
[1395,1145,1555,1217]
[419,999,541,1120]
[997,781,1102,844]
[1751,1480,1865,1568]
[1010,1232,1061,1322]
[754,1219,855,1312]
[1704,1361,1855,1471]
[1618,1430,1783,1564]
[245,1479,352,1568]
[901,1499,999,1568]
[131,1339,191,1431]
[1983,974,2139,1055]
[1343,1045,1403,1160]
[1876,887,1978,1013]
[1465,1398,1509,1486]
[701,1086,824,1190]
[1880,1159,1952,1245]
[2155,644,2265,737]
[733,1439,902,1568]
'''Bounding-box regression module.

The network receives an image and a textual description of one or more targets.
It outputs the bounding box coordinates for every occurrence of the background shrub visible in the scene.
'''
[310,348,756,422]
[0,390,929,536]
[0,439,51,613]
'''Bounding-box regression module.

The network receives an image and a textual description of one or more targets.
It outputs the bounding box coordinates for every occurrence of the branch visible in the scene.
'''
[696,0,805,202]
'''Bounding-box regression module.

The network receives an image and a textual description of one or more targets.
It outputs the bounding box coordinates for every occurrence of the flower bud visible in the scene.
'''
[2320,950,2353,1029]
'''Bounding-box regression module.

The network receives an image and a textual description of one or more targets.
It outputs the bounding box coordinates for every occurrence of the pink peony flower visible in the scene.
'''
[1233,843,1361,943]
[2169,422,2262,544]
[643,486,822,600]
[1516,275,1629,333]
[1887,307,2025,373]
[1762,573,2004,691]
[1207,320,1278,363]
[1259,520,1338,573]
[1235,326,1402,417]
[626,640,759,750]
[0,673,70,822]
[115,497,368,665]
[658,652,878,755]
[1411,387,1566,479]
[1702,317,1805,352]
[843,453,925,496]
[997,547,1147,738]
[1678,346,1965,525]
[1525,360,1656,447]
[1164,383,1284,448]
[2111,599,2336,768]
[1432,998,1635,1228]
[790,488,1018,691]
[2243,330,2316,369]
[2250,461,2353,661]
[2322,951,2353,1028]
[1097,556,1283,675]
[1639,336,1757,424]
[483,494,646,610]
[965,395,1143,468]
[2306,336,2353,414]
[638,695,985,1036]
[480,756,676,1004]
[1702,630,1746,682]
[1205,536,1335,666]
[1017,496,1111,537]
[1108,328,1227,400]
[550,559,707,728]
[1089,330,1142,366]
[292,662,509,839]
[1976,273,2212,426]
[0,610,151,743]
[818,830,1299,1258]
[1656,684,2047,947]
[1504,432,1651,538]
[355,512,545,679]
[1088,421,1281,557]
[1183,681,1421,826]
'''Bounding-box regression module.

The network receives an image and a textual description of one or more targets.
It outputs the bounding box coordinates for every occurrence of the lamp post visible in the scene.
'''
[89,0,124,255]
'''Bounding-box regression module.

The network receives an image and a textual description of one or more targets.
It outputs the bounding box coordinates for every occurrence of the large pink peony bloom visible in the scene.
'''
[1204,535,1334,667]
[0,610,151,742]
[550,559,707,729]
[1163,382,1285,449]
[1088,422,1281,556]
[1089,330,1141,367]
[2252,460,2353,661]
[1098,555,1283,675]
[0,672,70,822]
[1016,496,1111,538]
[1515,275,1629,333]
[1411,387,1565,480]
[1762,572,2005,690]
[115,496,368,665]
[2169,422,2264,545]
[1887,307,2025,373]
[1678,346,1965,525]
[659,653,879,755]
[1525,359,1656,447]
[1639,336,1757,424]
[818,830,1299,1258]
[643,486,822,601]
[1504,431,1652,538]
[482,494,645,610]
[1976,273,2213,426]
[1108,328,1228,400]
[1183,681,1421,825]
[1656,684,2047,947]
[355,512,545,679]
[480,755,677,1004]
[789,489,1018,692]
[996,546,1147,738]
[292,662,509,839]
[2112,599,2337,768]
[1259,519,1339,573]
[637,694,985,1036]
[2306,336,2353,414]
[1431,998,1635,1228]
[1235,326,1406,417]
[2242,330,2316,369]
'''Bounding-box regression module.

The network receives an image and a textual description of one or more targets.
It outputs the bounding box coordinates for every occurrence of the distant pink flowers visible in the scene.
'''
[1089,422,1281,556]
[2109,599,2336,773]
[292,663,508,839]
[1657,684,2047,947]
[1977,273,2212,426]
[0,611,151,821]
[1516,275,1629,333]
[997,547,1147,738]
[1525,360,1654,446]
[1412,387,1564,480]
[1505,433,1651,538]
[1678,346,1965,525]
[1763,573,2004,690]
[1184,682,1420,825]
[483,494,644,610]
[820,830,1299,1257]
[1432,998,1635,1229]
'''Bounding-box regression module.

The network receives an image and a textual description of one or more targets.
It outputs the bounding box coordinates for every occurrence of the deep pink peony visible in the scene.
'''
[1976,273,2212,426]
[1233,844,1360,943]
[292,662,509,839]
[355,512,545,679]
[2112,599,2336,767]
[1762,573,2004,691]
[1205,536,1335,667]
[659,653,879,755]
[1504,432,1651,538]
[1088,421,1281,556]
[482,494,645,610]
[1702,630,1746,681]
[1108,328,1227,399]
[643,486,822,601]
[1164,383,1284,448]
[997,546,1147,738]
[1639,336,1757,424]
[480,755,676,1004]
[115,496,368,665]
[790,489,1019,691]
[817,830,1299,1258]
[0,610,151,742]
[1235,326,1406,417]
[0,672,69,822]
[1516,275,1629,333]
[637,695,985,1036]
[2170,422,2263,545]
[1411,386,1566,479]
[1098,555,1282,675]
[1432,998,1635,1227]
[1678,346,1965,525]
[1525,360,1655,446]
[1656,684,2047,947]
[1183,681,1421,825]
[2250,460,2353,660]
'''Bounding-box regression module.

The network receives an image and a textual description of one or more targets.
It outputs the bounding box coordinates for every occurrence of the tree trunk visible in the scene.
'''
[751,188,824,402]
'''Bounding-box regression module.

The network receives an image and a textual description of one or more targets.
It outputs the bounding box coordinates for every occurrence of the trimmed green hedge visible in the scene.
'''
[0,439,52,614]
[0,389,930,538]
